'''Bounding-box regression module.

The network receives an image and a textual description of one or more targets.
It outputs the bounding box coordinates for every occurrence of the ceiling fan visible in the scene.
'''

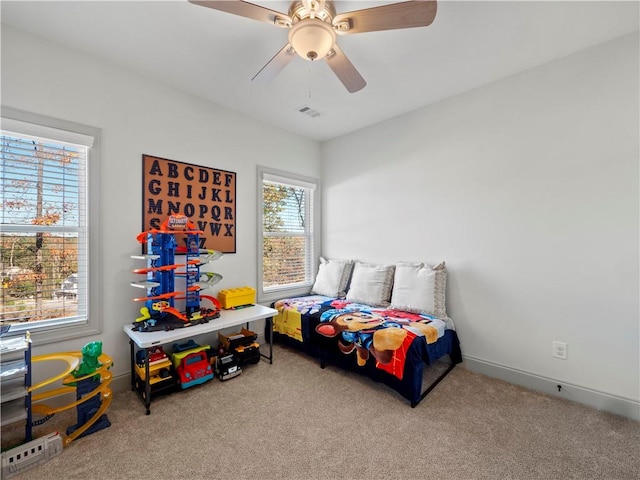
[188,0,437,93]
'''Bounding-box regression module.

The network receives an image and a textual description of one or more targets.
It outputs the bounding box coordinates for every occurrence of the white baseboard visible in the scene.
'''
[111,372,132,394]
[462,355,640,421]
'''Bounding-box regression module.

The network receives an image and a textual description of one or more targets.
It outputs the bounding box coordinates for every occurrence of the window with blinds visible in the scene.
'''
[1,116,93,335]
[259,168,317,300]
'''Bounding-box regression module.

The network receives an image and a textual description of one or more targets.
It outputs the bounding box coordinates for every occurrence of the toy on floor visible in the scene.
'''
[133,346,174,396]
[29,341,113,446]
[218,329,260,365]
[1,432,63,479]
[170,340,213,389]
[215,353,241,381]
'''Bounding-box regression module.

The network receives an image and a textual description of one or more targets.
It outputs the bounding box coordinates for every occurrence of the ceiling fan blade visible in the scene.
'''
[188,1,291,26]
[333,0,437,35]
[251,44,297,84]
[325,45,366,93]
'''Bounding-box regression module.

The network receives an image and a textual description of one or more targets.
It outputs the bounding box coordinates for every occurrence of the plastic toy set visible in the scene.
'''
[132,332,261,394]
[128,214,262,398]
[31,341,112,445]
[134,347,173,397]
[131,214,223,332]
[170,340,214,389]
[212,329,261,381]
[1,337,113,478]
[217,286,256,309]
[218,328,261,365]
[215,353,241,381]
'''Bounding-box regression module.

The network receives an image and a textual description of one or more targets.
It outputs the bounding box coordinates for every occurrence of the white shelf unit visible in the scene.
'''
[0,334,32,443]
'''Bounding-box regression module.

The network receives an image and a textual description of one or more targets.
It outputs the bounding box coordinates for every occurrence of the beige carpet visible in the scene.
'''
[3,344,639,480]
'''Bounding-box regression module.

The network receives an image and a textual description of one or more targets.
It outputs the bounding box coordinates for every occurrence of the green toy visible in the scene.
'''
[72,341,104,379]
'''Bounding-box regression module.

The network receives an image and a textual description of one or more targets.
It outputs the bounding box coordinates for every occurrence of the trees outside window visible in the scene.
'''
[1,110,101,342]
[258,167,318,302]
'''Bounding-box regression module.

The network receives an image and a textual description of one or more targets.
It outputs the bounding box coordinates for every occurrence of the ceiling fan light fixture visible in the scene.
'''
[288,18,336,61]
[301,0,326,18]
[274,16,292,28]
[189,0,438,93]
[334,20,350,32]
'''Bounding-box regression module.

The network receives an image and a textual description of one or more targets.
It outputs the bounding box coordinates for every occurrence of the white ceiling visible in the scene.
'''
[1,1,638,141]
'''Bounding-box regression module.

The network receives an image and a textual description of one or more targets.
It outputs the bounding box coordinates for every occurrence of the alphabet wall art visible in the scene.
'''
[142,154,236,253]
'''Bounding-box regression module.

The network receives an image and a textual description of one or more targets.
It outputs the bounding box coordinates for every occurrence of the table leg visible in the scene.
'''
[144,349,151,415]
[258,317,274,364]
[129,340,135,391]
[268,317,273,364]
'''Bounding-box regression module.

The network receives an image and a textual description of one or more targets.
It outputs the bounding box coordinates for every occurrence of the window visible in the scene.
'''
[0,109,101,343]
[258,167,319,302]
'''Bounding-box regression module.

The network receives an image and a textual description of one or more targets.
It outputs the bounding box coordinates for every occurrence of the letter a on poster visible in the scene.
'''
[142,154,236,253]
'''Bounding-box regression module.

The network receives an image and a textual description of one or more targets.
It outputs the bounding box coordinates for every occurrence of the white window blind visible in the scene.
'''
[259,169,317,299]
[1,122,89,330]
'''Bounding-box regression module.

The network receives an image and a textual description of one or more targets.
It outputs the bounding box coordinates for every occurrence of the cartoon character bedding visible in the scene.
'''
[271,295,462,407]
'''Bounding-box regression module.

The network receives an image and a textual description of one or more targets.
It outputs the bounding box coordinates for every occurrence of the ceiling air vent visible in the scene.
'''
[297,105,322,118]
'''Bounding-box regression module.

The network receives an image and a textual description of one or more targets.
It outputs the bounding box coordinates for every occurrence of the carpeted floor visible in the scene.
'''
[3,343,639,480]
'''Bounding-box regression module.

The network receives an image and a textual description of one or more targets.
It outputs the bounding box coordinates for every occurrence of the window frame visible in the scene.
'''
[1,107,102,344]
[257,166,320,304]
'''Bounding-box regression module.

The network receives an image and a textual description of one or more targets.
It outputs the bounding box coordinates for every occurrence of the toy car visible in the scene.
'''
[175,350,213,389]
[135,346,168,365]
[215,353,241,381]
[218,329,260,365]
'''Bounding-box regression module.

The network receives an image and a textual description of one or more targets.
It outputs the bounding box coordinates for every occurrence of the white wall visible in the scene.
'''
[3,24,638,419]
[1,25,321,384]
[321,33,639,417]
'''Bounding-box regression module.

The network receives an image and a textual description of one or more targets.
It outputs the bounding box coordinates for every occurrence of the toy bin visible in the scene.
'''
[217,287,256,309]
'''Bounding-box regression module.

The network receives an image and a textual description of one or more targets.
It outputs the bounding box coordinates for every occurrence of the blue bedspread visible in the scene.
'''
[271,295,462,406]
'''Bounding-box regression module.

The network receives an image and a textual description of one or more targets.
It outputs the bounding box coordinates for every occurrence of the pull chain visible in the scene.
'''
[308,64,312,99]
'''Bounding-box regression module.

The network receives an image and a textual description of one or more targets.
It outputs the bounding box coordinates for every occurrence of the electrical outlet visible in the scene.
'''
[553,341,568,359]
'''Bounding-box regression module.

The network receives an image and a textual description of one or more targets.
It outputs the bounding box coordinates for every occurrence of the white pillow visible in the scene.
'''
[345,262,395,307]
[389,261,448,319]
[310,257,353,298]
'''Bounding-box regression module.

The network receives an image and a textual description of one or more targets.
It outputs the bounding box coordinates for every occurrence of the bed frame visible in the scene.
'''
[270,296,462,407]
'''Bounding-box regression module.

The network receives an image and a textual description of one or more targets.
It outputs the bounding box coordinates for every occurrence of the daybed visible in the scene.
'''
[270,259,462,407]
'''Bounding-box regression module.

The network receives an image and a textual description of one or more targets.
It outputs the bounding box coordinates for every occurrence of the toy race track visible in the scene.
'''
[131,214,223,332]
[30,349,112,445]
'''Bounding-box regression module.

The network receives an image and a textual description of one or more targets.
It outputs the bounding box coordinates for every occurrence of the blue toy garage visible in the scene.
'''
[131,214,223,332]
